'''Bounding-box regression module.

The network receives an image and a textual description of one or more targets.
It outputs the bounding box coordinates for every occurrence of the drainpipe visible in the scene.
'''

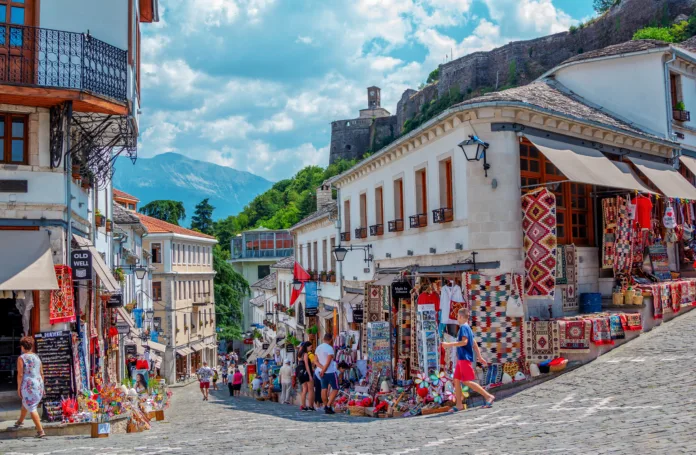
[664,52,677,142]
[64,102,73,262]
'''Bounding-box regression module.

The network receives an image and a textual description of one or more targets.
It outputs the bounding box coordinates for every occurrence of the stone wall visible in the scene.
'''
[329,115,398,163]
[395,0,696,134]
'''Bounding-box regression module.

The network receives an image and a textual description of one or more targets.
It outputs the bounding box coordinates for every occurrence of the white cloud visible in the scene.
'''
[142,59,206,95]
[166,0,276,33]
[258,112,294,133]
[370,56,403,72]
[139,120,181,157]
[201,115,256,142]
[483,0,575,36]
[296,35,314,45]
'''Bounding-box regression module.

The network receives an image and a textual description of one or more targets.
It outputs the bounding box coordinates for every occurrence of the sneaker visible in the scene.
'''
[308,407,316,411]
[300,406,308,411]
[325,407,335,415]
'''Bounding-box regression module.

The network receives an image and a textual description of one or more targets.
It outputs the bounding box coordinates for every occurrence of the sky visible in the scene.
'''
[139,0,596,182]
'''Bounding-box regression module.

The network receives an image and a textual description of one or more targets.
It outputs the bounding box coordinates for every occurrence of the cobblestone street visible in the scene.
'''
[4,310,696,455]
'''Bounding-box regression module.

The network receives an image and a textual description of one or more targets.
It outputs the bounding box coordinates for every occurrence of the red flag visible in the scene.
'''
[290,261,311,306]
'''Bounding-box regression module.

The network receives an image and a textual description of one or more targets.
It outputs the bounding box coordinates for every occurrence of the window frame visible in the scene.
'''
[152,281,162,301]
[151,243,162,264]
[0,113,28,164]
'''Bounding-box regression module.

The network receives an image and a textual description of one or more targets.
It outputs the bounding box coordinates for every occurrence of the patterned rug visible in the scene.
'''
[556,245,567,285]
[558,320,591,352]
[362,284,387,356]
[613,196,634,275]
[590,317,614,346]
[601,198,617,269]
[524,320,560,363]
[632,228,646,267]
[484,364,503,386]
[670,283,682,313]
[560,245,578,312]
[50,265,76,325]
[620,313,643,331]
[465,273,522,364]
[609,314,625,340]
[522,188,557,298]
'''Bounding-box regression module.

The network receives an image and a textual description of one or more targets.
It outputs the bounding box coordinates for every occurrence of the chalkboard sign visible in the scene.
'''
[286,344,295,353]
[107,294,123,308]
[35,331,74,422]
[70,250,92,281]
[353,308,364,323]
[391,280,412,300]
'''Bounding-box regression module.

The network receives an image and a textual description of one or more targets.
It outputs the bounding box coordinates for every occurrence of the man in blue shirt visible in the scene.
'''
[442,307,495,411]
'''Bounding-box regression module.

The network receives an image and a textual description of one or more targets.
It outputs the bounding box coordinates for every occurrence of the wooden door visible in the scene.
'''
[0,0,35,84]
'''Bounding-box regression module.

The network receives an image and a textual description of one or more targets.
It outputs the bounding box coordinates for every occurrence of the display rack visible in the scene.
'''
[417,304,439,374]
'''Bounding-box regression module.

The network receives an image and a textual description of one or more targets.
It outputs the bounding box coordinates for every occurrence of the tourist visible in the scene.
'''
[311,352,323,410]
[279,359,293,404]
[231,367,244,397]
[212,367,219,391]
[221,364,229,386]
[296,342,314,411]
[270,373,282,402]
[11,336,45,438]
[196,361,214,401]
[442,307,495,412]
[316,334,339,414]
[260,358,269,383]
[251,374,263,397]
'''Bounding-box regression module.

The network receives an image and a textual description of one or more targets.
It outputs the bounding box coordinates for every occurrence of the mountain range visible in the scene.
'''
[113,153,273,221]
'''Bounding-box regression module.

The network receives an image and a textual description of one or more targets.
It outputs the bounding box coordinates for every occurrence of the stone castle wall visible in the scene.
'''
[329,115,398,163]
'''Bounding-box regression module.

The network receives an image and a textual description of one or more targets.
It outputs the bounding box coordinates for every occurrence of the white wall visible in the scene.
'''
[40,0,129,50]
[296,222,338,273]
[554,52,669,138]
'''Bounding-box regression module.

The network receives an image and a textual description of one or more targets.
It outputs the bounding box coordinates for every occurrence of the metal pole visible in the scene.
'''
[64,102,73,261]
[335,187,344,335]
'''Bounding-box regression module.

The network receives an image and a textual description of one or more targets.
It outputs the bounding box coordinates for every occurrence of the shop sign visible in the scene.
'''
[262,342,270,350]
[391,280,412,300]
[70,249,92,281]
[353,308,364,323]
[116,323,130,335]
[286,344,295,353]
[125,345,137,356]
[305,281,318,316]
[106,294,123,308]
[243,338,254,345]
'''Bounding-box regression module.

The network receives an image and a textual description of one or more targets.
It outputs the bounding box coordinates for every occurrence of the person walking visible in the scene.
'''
[442,307,495,412]
[11,336,45,438]
[260,358,269,383]
[212,368,219,391]
[231,368,244,397]
[279,359,293,404]
[296,342,314,411]
[196,361,214,401]
[315,334,339,415]
[221,364,228,386]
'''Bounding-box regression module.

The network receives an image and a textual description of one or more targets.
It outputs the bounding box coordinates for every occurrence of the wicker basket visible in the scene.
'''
[549,359,568,373]
[632,294,644,306]
[348,406,366,416]
[612,292,624,306]
[624,290,635,305]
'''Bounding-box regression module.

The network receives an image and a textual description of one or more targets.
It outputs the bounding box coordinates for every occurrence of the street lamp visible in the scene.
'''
[332,244,372,264]
[458,135,491,177]
[145,309,155,320]
[332,245,348,262]
[134,266,147,280]
[292,279,304,291]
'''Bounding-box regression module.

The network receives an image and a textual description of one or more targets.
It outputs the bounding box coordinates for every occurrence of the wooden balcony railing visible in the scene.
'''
[340,231,351,242]
[354,227,367,239]
[387,219,404,232]
[369,224,384,236]
[409,214,428,228]
[433,207,454,224]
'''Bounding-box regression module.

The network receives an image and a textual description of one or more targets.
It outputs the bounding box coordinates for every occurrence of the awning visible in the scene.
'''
[318,309,334,319]
[176,347,193,356]
[116,307,135,327]
[72,234,120,293]
[249,295,265,307]
[527,137,654,193]
[146,340,166,353]
[680,155,696,177]
[628,157,696,200]
[190,341,205,352]
[0,231,59,291]
[372,273,398,286]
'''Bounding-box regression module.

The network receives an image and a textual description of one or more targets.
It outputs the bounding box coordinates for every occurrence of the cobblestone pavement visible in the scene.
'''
[4,310,696,455]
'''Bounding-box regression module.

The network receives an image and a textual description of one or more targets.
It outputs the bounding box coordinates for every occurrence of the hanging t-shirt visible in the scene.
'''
[632,196,653,230]
[417,291,440,313]
[439,284,465,324]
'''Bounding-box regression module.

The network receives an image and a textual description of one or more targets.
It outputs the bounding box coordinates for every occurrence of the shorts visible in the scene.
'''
[313,375,322,400]
[320,372,339,390]
[297,371,311,384]
[200,381,210,389]
[232,384,242,391]
[454,360,476,382]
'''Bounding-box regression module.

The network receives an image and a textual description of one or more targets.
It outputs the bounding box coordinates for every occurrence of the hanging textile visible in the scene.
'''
[522,187,557,298]
[464,272,522,364]
[362,284,386,357]
[609,315,625,340]
[555,245,567,285]
[72,332,84,393]
[559,245,578,312]
[601,198,617,269]
[613,196,634,275]
[523,320,560,363]
[49,266,75,324]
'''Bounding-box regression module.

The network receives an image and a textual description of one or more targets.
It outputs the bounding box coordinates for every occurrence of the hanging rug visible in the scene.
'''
[522,188,557,298]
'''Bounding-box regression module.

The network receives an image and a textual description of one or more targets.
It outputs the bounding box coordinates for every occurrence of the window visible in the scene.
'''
[415,168,427,216]
[188,281,192,299]
[359,193,367,228]
[375,186,384,226]
[520,138,593,246]
[152,282,162,301]
[343,200,351,234]
[439,158,453,209]
[128,203,135,210]
[0,114,27,164]
[330,237,336,272]
[313,241,318,273]
[197,246,201,264]
[151,243,162,263]
[322,239,327,272]
[670,73,682,109]
[258,265,270,279]
[307,242,312,271]
[393,178,404,219]
[187,245,191,264]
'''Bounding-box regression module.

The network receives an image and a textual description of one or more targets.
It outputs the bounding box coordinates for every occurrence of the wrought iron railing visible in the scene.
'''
[354,227,367,239]
[409,214,428,228]
[433,207,454,224]
[0,25,127,102]
[369,224,384,236]
[387,219,404,232]
[231,248,294,260]
[340,231,351,242]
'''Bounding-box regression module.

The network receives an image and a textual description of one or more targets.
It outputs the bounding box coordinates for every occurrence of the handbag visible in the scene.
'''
[506,274,524,318]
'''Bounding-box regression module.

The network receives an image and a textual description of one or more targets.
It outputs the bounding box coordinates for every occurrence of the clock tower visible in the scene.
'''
[368,86,381,108]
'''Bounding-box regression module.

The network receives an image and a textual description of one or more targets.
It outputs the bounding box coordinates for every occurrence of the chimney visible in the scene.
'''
[316,183,333,208]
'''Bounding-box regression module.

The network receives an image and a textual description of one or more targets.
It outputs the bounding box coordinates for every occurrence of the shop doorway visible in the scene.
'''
[0,295,23,392]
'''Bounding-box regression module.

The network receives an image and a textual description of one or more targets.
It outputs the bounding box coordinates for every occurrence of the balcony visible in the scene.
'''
[340,231,351,242]
[354,227,367,239]
[193,292,211,306]
[369,224,384,236]
[387,219,404,232]
[0,25,128,111]
[231,248,293,260]
[433,207,454,224]
[673,109,691,122]
[409,214,428,228]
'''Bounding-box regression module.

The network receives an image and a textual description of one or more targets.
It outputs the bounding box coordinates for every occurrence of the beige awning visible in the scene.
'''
[528,137,654,193]
[679,155,696,177]
[147,340,167,353]
[0,231,59,290]
[72,234,120,293]
[190,341,205,352]
[629,157,696,200]
[176,347,193,356]
[373,273,398,286]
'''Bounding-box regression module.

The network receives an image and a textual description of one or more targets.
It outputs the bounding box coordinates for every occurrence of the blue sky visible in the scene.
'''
[139,0,595,181]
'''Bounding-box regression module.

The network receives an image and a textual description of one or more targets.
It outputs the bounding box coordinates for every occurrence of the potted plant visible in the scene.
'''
[106,219,113,232]
[307,325,318,335]
[287,307,295,317]
[328,270,336,283]
[113,267,125,284]
[676,101,686,112]
[95,209,105,227]
[72,163,81,180]
[320,271,327,282]
[253,330,262,340]
[125,299,136,312]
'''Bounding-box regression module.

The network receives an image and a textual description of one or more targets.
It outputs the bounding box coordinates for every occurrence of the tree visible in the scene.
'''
[139,200,186,225]
[426,68,439,84]
[213,246,249,340]
[190,198,215,235]
[593,0,617,14]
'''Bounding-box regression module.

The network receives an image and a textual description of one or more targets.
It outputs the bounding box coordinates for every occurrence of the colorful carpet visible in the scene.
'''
[465,273,522,364]
[601,198,617,269]
[484,364,503,386]
[50,265,76,325]
[362,284,388,356]
[590,317,614,346]
[558,319,591,353]
[609,315,625,340]
[620,313,643,331]
[632,228,646,267]
[560,245,578,312]
[524,320,560,363]
[670,282,682,313]
[613,196,634,275]
[522,188,557,298]
[556,245,567,285]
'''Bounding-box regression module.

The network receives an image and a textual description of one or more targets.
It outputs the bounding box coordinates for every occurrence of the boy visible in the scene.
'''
[442,307,495,411]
